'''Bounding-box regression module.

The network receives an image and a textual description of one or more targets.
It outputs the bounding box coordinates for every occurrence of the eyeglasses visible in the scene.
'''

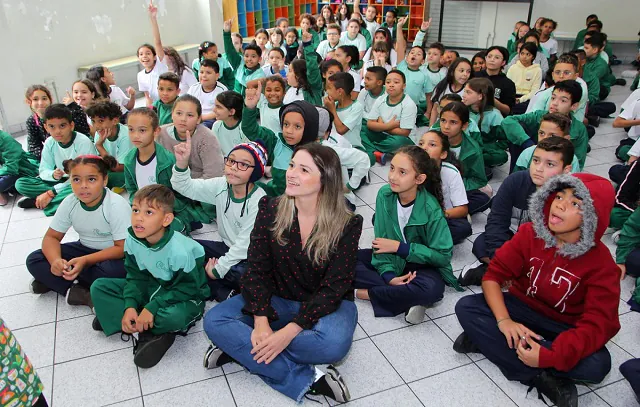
[224,157,255,171]
[327,32,340,36]
[553,70,574,77]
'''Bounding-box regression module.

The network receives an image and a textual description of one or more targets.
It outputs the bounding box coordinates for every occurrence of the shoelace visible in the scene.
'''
[120,333,139,354]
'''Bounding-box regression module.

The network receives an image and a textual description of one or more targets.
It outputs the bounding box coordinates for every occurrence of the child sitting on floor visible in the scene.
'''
[27,155,130,309]
[455,173,620,407]
[354,146,462,325]
[91,184,209,369]
[0,129,39,206]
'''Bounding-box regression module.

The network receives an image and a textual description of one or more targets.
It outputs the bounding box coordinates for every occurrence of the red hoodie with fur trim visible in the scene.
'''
[483,173,621,372]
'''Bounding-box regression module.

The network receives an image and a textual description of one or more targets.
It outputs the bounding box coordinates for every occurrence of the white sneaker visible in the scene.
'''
[460,260,482,278]
[612,230,621,245]
[405,305,426,325]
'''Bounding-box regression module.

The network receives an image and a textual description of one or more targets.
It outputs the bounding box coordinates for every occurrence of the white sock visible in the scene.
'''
[313,367,325,382]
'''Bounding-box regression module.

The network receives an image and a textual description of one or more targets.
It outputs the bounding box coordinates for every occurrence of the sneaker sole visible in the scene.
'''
[405,305,426,325]
[325,365,350,403]
[203,345,221,369]
[133,334,176,369]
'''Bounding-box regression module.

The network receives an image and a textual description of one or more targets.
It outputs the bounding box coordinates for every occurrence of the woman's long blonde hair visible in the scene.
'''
[272,144,354,266]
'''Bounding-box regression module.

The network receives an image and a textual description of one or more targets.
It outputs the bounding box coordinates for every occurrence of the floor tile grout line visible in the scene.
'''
[101,396,143,407]
[50,294,59,407]
[220,370,239,407]
[470,358,528,407]
[50,344,134,367]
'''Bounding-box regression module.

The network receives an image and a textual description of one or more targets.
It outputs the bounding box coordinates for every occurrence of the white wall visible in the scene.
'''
[0,0,222,133]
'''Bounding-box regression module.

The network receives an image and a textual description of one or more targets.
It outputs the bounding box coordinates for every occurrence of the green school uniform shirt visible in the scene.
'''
[469,108,503,144]
[584,55,616,95]
[501,110,588,169]
[153,99,176,126]
[0,130,38,177]
[122,227,209,315]
[371,184,462,290]
[223,31,266,96]
[94,124,135,164]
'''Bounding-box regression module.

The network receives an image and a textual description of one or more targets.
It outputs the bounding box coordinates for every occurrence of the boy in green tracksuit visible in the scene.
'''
[583,33,616,100]
[87,100,135,189]
[0,129,39,205]
[91,184,209,369]
[15,104,97,215]
[123,108,210,233]
[222,19,266,96]
[501,80,588,171]
[242,88,322,197]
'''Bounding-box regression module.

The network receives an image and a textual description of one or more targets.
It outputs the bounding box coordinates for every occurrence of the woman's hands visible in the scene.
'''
[250,317,301,364]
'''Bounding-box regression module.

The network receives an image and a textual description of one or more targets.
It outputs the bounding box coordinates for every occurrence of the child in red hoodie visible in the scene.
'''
[454,173,620,407]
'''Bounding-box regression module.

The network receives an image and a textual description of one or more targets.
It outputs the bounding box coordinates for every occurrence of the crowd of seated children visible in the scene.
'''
[5,7,637,405]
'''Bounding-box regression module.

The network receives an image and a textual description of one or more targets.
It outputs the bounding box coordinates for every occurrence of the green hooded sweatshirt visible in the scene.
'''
[372,184,462,291]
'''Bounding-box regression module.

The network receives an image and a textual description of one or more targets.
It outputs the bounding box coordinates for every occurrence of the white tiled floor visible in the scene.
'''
[3,68,639,406]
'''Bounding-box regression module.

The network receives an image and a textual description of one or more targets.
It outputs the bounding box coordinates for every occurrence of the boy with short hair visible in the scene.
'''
[475,46,517,116]
[573,14,599,49]
[0,129,39,206]
[262,48,288,78]
[87,100,135,189]
[362,70,417,165]
[513,113,581,172]
[323,72,365,149]
[358,66,387,114]
[363,5,380,38]
[276,17,289,33]
[152,72,181,126]
[502,80,588,171]
[423,43,447,89]
[381,9,397,40]
[257,75,286,135]
[187,59,228,128]
[316,24,342,60]
[459,136,574,286]
[583,33,616,100]
[526,54,591,121]
[222,19,266,96]
[455,173,620,407]
[15,104,97,215]
[91,184,209,368]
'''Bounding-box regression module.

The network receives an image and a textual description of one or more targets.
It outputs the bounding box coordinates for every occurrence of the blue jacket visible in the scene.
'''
[483,170,537,258]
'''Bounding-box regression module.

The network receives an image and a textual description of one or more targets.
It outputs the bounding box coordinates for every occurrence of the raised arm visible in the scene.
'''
[395,16,409,65]
[148,1,165,62]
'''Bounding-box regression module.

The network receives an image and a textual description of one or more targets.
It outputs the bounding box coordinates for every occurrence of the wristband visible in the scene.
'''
[496,317,511,326]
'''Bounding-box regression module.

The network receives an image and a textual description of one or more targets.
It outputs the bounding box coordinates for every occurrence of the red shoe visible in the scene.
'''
[373,151,387,165]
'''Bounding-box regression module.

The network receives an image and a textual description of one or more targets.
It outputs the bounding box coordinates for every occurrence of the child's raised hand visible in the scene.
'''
[51,258,69,277]
[136,308,154,332]
[62,91,73,105]
[420,18,432,31]
[397,16,409,27]
[148,0,158,19]
[126,86,137,97]
[244,81,262,109]
[122,308,139,333]
[173,130,191,169]
[223,18,233,33]
[205,257,218,280]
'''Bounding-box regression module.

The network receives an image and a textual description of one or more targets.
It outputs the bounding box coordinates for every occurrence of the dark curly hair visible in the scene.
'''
[395,145,445,211]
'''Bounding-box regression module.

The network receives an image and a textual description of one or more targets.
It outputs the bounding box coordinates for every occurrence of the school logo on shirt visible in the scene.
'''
[234,220,242,229]
[149,176,156,184]
[93,229,112,237]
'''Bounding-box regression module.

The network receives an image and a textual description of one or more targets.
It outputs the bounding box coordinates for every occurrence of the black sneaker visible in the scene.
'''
[92,316,103,332]
[453,332,480,354]
[66,284,93,308]
[133,332,176,368]
[203,344,235,369]
[458,262,488,286]
[307,365,350,403]
[527,371,578,407]
[587,115,600,128]
[17,198,36,209]
[615,78,627,86]
[29,279,51,294]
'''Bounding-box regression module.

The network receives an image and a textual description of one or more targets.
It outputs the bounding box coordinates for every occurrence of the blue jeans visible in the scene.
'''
[204,295,357,402]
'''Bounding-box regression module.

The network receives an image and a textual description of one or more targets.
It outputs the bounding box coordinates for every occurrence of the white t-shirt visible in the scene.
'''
[109,85,131,114]
[340,32,367,52]
[366,94,417,135]
[620,98,640,141]
[135,153,158,189]
[435,83,465,103]
[364,20,380,39]
[257,94,282,135]
[397,200,414,242]
[49,189,131,250]
[361,60,392,87]
[179,69,198,95]
[348,69,362,93]
[621,89,640,112]
[440,162,467,210]
[283,86,305,105]
[262,64,289,77]
[187,82,228,115]
[540,38,558,56]
[339,19,349,32]
[137,56,169,102]
[357,88,386,114]
[316,40,342,60]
